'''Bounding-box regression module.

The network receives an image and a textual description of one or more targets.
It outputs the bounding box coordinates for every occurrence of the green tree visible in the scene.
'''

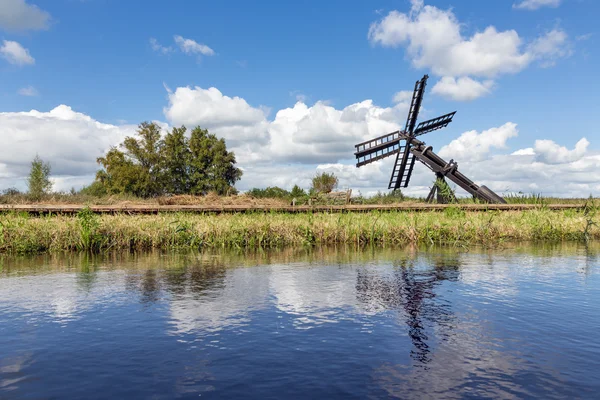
[311,172,338,194]
[96,147,143,195]
[93,123,242,197]
[290,185,306,198]
[187,127,242,195]
[161,126,191,194]
[96,122,164,197]
[27,155,53,200]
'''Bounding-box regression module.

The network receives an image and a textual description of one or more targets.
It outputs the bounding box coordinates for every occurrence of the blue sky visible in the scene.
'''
[1,0,598,196]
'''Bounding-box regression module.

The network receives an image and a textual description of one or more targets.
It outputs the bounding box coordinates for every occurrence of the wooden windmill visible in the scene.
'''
[354,75,506,204]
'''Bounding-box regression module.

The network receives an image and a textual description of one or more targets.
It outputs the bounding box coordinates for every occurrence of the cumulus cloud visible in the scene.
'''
[368,1,571,100]
[439,123,519,162]
[163,85,409,166]
[162,85,599,197]
[513,0,561,10]
[163,86,269,147]
[0,0,51,32]
[17,85,38,96]
[534,138,589,164]
[2,87,598,197]
[0,40,34,66]
[174,35,215,56]
[432,77,494,101]
[0,105,136,191]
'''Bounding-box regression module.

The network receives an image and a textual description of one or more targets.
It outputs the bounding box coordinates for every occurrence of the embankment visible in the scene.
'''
[0,207,597,254]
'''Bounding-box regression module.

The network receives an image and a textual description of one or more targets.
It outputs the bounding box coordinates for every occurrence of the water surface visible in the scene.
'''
[1,244,599,399]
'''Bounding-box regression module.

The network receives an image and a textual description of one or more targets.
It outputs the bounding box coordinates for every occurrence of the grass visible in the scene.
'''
[0,189,594,207]
[0,206,598,254]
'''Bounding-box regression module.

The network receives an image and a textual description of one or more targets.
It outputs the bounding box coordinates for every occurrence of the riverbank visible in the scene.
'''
[0,208,597,254]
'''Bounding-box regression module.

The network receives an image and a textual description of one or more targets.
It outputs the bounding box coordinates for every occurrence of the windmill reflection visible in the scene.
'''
[356,253,460,365]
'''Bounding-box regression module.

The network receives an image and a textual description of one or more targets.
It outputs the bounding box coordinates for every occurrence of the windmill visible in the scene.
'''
[354,75,506,204]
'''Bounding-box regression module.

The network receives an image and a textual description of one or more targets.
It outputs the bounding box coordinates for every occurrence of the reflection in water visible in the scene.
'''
[0,244,599,398]
[356,254,460,365]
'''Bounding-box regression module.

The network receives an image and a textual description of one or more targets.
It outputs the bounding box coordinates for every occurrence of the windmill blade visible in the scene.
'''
[413,111,456,137]
[404,75,429,136]
[355,131,403,167]
[388,144,417,190]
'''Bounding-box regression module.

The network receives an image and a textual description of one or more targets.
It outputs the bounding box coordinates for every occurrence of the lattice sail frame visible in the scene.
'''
[354,75,457,189]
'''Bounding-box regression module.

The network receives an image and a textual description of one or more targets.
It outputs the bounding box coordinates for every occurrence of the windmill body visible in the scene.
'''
[354,75,506,204]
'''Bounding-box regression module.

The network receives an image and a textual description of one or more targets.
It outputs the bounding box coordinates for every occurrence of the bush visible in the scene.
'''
[247,186,291,199]
[311,172,338,194]
[2,187,21,196]
[79,181,108,197]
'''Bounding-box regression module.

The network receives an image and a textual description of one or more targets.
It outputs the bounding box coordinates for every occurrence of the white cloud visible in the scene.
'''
[513,0,561,11]
[162,85,600,197]
[534,138,589,164]
[511,148,534,156]
[439,123,519,162]
[528,29,572,67]
[163,86,269,147]
[392,90,413,104]
[368,7,530,78]
[2,87,598,198]
[163,84,409,166]
[368,2,571,100]
[0,105,136,191]
[0,40,34,66]
[432,77,494,101]
[17,85,38,96]
[0,0,50,32]
[149,38,173,55]
[174,35,215,56]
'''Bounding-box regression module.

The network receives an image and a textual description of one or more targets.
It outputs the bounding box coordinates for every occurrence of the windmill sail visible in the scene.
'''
[388,148,416,189]
[404,75,428,136]
[388,75,429,189]
[354,131,403,167]
[413,112,456,137]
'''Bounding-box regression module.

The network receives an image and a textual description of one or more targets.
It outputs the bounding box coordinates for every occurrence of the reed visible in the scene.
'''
[0,207,598,254]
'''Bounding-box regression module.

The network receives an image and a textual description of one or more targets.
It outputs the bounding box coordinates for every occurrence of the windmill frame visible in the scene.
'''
[354,75,506,204]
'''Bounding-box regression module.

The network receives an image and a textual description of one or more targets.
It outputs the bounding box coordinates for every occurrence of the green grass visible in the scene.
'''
[0,207,598,254]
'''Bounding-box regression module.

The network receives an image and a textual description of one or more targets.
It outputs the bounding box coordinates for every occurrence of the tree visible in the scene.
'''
[290,185,307,199]
[311,172,338,194]
[27,155,53,200]
[187,127,242,195]
[161,126,191,194]
[93,122,242,197]
[96,122,164,197]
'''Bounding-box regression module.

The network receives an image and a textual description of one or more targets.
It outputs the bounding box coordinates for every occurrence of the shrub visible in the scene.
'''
[247,186,291,199]
[311,172,338,194]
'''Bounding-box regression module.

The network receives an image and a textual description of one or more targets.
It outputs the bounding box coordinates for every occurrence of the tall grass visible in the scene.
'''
[0,208,597,254]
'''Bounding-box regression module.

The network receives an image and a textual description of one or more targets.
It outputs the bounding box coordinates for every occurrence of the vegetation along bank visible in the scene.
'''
[0,207,597,255]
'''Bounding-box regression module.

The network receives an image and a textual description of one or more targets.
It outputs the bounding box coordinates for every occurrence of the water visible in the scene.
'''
[1,245,599,399]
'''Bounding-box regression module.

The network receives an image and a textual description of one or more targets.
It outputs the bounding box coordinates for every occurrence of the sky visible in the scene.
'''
[0,0,598,197]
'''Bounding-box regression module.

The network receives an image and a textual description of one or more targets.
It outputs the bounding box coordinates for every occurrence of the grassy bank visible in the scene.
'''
[0,207,598,254]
